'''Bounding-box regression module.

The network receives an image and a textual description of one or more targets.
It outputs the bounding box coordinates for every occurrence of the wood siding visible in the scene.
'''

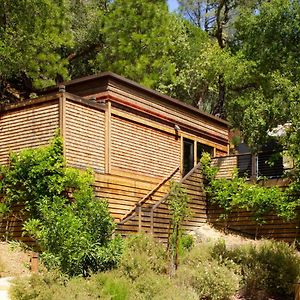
[207,204,299,243]
[65,99,105,172]
[94,172,170,222]
[102,87,228,152]
[111,115,181,179]
[0,101,59,165]
[212,156,237,179]
[117,164,207,242]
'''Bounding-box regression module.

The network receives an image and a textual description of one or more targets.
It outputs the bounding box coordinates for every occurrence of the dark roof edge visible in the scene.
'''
[42,72,229,127]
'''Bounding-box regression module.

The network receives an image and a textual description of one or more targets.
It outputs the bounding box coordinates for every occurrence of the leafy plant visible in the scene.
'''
[0,133,122,276]
[166,181,190,273]
[119,234,168,280]
[211,240,300,298]
[200,152,298,228]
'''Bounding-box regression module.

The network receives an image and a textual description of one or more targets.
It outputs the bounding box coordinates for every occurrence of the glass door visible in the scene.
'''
[183,138,194,176]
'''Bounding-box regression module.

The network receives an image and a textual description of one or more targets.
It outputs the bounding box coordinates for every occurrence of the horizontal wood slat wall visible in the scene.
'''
[107,86,228,146]
[207,203,299,242]
[212,156,237,179]
[117,164,207,242]
[111,115,181,179]
[65,99,105,172]
[94,172,170,222]
[0,203,35,245]
[0,101,59,165]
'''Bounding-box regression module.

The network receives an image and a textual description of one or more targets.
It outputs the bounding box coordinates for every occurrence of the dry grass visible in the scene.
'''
[0,241,31,277]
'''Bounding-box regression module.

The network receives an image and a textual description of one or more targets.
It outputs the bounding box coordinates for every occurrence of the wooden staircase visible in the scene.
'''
[117,162,207,242]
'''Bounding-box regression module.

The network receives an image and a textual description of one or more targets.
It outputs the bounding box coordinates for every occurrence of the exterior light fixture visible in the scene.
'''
[58,85,66,93]
[174,124,181,131]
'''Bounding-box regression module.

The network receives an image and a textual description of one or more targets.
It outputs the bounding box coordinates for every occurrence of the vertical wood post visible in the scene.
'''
[295,282,300,300]
[105,101,111,174]
[251,154,257,178]
[137,204,142,232]
[150,208,154,234]
[194,141,197,167]
[180,136,183,177]
[59,91,66,159]
[31,252,39,273]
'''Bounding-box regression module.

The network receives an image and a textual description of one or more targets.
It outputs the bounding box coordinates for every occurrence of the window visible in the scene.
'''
[197,142,214,161]
[183,138,194,176]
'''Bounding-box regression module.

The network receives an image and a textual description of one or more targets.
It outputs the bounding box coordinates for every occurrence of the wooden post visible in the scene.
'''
[180,136,183,177]
[31,252,39,273]
[150,208,154,234]
[194,141,197,167]
[295,282,300,300]
[59,91,66,159]
[137,204,142,233]
[251,154,257,178]
[105,101,111,174]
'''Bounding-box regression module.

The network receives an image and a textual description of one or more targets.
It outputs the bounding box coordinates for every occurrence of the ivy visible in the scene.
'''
[0,132,123,276]
[200,153,298,227]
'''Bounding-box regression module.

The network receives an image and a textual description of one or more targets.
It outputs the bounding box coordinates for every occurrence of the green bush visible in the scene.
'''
[91,271,143,300]
[119,234,168,280]
[211,239,300,298]
[10,270,143,300]
[1,133,123,276]
[200,152,298,224]
[179,240,240,300]
[176,261,240,300]
[236,241,299,297]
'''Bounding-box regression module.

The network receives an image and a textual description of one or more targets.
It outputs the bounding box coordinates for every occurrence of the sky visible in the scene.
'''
[167,0,179,11]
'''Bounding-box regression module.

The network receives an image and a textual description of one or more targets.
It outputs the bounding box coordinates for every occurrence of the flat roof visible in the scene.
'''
[41,72,229,127]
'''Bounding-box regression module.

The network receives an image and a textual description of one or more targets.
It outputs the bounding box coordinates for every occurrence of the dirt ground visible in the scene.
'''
[191,223,258,248]
[0,241,31,277]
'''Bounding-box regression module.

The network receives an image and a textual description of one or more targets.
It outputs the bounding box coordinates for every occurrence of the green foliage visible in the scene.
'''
[119,234,168,280]
[201,153,298,225]
[177,261,239,300]
[211,240,300,298]
[166,181,190,271]
[178,241,240,300]
[10,237,300,300]
[91,0,177,89]
[0,133,122,276]
[0,0,72,92]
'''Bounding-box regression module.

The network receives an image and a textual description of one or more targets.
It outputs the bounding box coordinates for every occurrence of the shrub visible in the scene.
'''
[232,240,300,297]
[1,133,123,276]
[134,271,171,299]
[211,239,300,298]
[119,234,168,280]
[200,152,298,225]
[11,270,143,300]
[179,240,240,300]
[176,261,240,300]
[91,271,143,300]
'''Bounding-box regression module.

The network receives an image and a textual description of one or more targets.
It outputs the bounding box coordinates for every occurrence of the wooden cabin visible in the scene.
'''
[0,72,229,242]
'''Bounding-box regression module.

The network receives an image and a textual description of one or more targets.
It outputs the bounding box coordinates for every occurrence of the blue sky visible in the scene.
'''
[167,0,179,11]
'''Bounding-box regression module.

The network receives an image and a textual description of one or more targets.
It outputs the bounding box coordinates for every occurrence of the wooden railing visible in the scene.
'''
[119,166,180,229]
[149,162,202,234]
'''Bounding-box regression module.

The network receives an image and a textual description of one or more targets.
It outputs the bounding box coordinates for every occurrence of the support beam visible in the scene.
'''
[59,93,66,158]
[105,101,112,173]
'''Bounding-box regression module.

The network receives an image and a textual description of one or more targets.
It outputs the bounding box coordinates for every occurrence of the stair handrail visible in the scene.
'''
[119,166,180,225]
[150,162,202,233]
